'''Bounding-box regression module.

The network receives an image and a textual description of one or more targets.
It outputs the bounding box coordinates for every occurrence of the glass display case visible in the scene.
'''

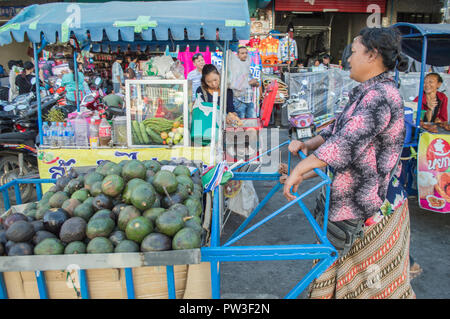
[125,79,192,148]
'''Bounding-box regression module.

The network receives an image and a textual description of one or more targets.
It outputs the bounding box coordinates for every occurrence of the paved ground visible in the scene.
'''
[219,127,450,299]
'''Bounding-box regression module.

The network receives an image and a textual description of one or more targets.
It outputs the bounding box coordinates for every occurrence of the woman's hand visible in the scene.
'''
[288,140,307,156]
[283,173,304,201]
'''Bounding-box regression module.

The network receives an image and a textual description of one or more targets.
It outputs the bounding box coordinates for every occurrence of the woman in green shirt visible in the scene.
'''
[61,59,86,105]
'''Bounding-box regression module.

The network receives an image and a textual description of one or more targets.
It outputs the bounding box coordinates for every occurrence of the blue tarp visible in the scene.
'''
[0,0,250,45]
[394,23,450,67]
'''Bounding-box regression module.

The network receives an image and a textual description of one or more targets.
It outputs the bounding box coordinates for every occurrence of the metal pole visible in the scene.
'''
[33,42,44,146]
[414,35,428,142]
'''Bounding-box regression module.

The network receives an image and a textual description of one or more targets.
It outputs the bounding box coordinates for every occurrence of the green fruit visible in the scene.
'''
[59,217,87,243]
[184,198,202,217]
[121,160,146,181]
[92,193,113,211]
[173,165,191,177]
[125,216,153,243]
[73,203,94,222]
[36,202,51,220]
[143,160,161,173]
[101,174,125,197]
[118,205,141,231]
[176,175,194,192]
[86,217,115,239]
[109,230,126,246]
[41,191,55,202]
[8,242,33,256]
[64,241,87,254]
[119,160,130,168]
[25,209,37,219]
[101,162,122,176]
[49,191,69,208]
[90,181,103,197]
[84,196,95,206]
[130,183,156,211]
[71,189,90,202]
[184,216,203,234]
[155,210,184,237]
[143,208,166,223]
[112,204,128,220]
[91,209,114,221]
[141,233,172,252]
[167,203,190,217]
[61,198,81,216]
[87,237,114,254]
[84,172,104,190]
[172,228,201,250]
[122,178,147,204]
[114,240,140,253]
[64,179,84,195]
[34,238,65,255]
[152,170,178,195]
[32,230,56,245]
[5,221,35,242]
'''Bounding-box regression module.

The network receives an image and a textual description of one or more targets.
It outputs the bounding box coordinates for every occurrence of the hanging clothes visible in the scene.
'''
[178,46,212,79]
[278,36,298,63]
[259,35,280,65]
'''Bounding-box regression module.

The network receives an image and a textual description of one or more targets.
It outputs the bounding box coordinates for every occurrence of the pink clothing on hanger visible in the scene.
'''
[178,46,212,78]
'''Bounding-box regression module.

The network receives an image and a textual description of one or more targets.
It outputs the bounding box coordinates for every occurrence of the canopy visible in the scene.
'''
[394,23,450,67]
[0,0,250,46]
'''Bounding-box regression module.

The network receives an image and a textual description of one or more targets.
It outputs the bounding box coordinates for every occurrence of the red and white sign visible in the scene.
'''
[275,0,386,13]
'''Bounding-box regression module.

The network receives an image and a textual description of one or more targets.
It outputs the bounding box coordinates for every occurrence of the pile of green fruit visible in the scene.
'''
[0,159,205,256]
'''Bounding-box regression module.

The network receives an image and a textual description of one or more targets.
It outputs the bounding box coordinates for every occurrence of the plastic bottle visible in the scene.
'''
[89,115,99,148]
[42,122,50,146]
[57,122,65,147]
[66,122,75,147]
[50,122,58,148]
[98,115,112,147]
[74,112,89,147]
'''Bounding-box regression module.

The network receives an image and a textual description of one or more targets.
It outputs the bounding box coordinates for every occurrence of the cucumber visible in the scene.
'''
[132,120,144,144]
[139,122,150,144]
[146,127,164,144]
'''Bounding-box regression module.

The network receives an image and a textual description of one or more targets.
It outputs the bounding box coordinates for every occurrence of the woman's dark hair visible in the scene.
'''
[201,64,220,89]
[23,61,34,71]
[425,72,443,84]
[358,27,408,72]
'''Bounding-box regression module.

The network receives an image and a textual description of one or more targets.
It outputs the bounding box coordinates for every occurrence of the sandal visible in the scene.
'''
[410,262,423,280]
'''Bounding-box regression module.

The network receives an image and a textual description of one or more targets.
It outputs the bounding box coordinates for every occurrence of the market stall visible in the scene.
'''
[394,23,450,213]
[0,0,251,299]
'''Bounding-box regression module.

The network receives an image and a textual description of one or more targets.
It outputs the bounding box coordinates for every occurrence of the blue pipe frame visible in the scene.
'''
[201,141,338,299]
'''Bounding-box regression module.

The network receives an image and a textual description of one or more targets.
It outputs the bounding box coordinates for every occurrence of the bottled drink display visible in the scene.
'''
[66,122,75,147]
[57,122,65,147]
[89,115,100,148]
[99,115,112,147]
[42,122,50,146]
[74,112,89,147]
[50,122,58,147]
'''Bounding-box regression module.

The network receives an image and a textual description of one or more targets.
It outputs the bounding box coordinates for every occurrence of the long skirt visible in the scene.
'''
[308,201,415,299]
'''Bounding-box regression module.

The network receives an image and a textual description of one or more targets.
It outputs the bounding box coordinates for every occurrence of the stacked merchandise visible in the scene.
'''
[262,75,287,104]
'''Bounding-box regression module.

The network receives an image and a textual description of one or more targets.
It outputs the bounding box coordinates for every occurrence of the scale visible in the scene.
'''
[287,89,314,140]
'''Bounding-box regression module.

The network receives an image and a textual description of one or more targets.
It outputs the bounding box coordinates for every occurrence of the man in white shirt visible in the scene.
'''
[187,53,205,100]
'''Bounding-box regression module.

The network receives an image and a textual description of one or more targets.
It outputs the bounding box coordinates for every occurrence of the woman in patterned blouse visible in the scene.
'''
[283,27,416,299]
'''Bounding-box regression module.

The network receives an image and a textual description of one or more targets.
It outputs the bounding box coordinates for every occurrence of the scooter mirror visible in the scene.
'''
[17,104,28,110]
[3,104,16,112]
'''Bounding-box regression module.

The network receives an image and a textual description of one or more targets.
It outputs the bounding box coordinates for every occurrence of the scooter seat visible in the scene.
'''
[0,131,36,146]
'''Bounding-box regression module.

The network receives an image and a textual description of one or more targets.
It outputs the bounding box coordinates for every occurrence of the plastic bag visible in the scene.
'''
[227,180,259,217]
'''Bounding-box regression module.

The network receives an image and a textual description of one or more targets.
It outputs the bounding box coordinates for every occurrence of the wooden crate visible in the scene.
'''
[2,262,211,299]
